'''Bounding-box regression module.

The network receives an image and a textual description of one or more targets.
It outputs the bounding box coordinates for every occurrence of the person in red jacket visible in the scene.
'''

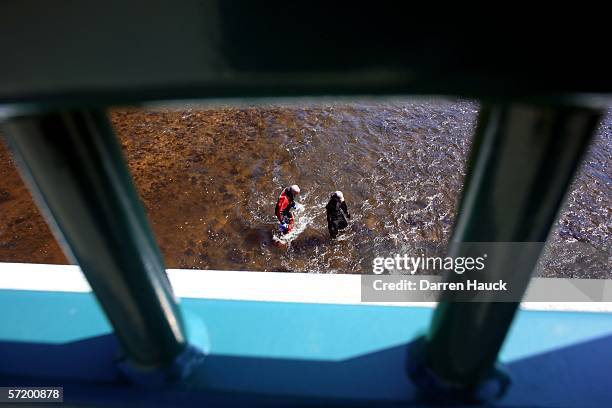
[275,185,300,234]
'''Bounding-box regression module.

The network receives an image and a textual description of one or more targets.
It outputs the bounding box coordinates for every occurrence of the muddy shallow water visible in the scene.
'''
[0,100,610,277]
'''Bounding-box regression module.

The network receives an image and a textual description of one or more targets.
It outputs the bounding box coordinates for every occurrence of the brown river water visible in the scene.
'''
[0,100,610,277]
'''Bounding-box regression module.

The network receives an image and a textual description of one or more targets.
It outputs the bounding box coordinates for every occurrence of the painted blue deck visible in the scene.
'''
[1,289,611,406]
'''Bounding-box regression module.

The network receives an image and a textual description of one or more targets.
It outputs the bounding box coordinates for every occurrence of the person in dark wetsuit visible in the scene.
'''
[275,185,300,234]
[326,191,350,239]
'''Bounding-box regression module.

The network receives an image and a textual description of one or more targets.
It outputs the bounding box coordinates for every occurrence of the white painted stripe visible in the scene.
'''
[0,263,90,293]
[0,262,611,312]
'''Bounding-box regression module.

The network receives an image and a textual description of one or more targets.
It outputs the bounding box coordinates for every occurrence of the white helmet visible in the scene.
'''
[290,185,300,195]
[334,191,344,201]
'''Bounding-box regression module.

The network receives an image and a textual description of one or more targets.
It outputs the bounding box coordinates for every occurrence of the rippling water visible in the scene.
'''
[0,100,609,276]
[110,100,609,276]
[539,110,612,278]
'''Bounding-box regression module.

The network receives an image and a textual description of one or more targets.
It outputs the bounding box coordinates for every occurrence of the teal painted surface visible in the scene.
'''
[1,289,612,404]
[180,298,432,361]
[180,298,612,363]
[0,290,111,343]
[182,308,212,354]
[2,288,612,363]
[501,309,612,361]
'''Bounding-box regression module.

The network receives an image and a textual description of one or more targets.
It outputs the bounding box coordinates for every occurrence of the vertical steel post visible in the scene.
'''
[1,110,189,370]
[413,104,602,399]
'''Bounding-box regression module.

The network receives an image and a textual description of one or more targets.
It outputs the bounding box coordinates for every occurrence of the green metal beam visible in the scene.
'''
[419,104,603,397]
[1,110,188,369]
[0,2,611,110]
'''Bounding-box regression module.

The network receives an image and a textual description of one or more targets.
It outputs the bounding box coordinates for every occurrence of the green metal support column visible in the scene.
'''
[1,110,188,370]
[419,104,602,397]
